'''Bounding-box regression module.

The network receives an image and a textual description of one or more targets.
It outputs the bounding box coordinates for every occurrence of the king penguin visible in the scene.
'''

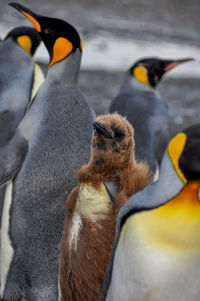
[59,113,151,301]
[107,57,193,174]
[101,123,200,301]
[0,25,44,147]
[0,3,95,300]
[0,26,44,229]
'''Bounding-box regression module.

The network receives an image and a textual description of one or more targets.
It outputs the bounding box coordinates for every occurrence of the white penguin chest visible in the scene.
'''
[108,183,200,301]
[76,182,112,220]
[69,182,112,252]
[107,215,200,301]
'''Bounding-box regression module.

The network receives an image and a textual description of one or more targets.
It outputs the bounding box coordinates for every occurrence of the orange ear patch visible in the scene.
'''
[133,65,150,86]
[80,40,83,53]
[168,133,187,183]
[49,37,73,68]
[17,35,32,56]
[22,12,41,32]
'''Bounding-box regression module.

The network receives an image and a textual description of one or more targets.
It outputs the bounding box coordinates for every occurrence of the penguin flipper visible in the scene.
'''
[0,132,28,188]
[100,184,159,300]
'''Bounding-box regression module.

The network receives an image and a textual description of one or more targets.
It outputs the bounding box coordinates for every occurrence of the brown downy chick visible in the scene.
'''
[59,113,152,301]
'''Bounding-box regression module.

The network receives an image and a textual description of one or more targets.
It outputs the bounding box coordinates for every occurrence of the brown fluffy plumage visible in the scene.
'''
[59,113,152,300]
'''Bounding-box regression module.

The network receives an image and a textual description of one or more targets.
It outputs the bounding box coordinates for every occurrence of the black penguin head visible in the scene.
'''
[168,124,200,183]
[92,114,134,170]
[130,57,194,88]
[9,3,82,68]
[4,26,41,56]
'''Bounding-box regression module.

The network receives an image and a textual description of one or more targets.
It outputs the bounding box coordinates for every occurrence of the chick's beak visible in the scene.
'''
[93,122,112,139]
[9,2,41,32]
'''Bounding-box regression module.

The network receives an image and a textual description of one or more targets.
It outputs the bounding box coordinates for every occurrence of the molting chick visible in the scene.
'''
[59,113,151,301]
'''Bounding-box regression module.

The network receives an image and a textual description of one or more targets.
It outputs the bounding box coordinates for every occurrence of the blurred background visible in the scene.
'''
[0,0,200,136]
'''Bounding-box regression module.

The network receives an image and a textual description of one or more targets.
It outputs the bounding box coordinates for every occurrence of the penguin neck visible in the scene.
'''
[171,181,200,205]
[122,73,157,93]
[2,38,31,60]
[153,151,185,203]
[90,157,121,180]
[46,49,81,85]
[89,151,134,184]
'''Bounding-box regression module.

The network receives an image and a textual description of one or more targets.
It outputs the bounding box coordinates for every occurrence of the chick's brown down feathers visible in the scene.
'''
[59,113,152,300]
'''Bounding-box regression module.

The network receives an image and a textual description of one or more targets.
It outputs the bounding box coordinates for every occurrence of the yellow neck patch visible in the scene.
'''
[133,65,150,86]
[49,37,73,68]
[17,35,32,56]
[122,181,200,253]
[168,133,187,184]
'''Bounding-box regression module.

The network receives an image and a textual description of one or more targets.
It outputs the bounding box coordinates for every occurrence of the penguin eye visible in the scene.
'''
[111,126,125,140]
[44,28,50,34]
[115,131,125,139]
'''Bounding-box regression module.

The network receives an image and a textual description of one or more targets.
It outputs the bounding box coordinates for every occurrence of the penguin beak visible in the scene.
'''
[164,58,194,72]
[93,122,112,139]
[9,3,41,32]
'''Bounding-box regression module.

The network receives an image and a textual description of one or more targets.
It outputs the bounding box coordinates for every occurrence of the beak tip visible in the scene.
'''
[181,57,195,63]
[9,2,19,8]
[9,2,24,13]
[9,3,41,32]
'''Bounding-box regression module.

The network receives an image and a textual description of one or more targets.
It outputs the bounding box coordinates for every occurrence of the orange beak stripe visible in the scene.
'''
[164,62,179,72]
[22,11,41,32]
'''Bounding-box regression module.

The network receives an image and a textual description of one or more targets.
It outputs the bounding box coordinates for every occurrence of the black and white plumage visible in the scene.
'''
[101,123,200,301]
[0,3,95,300]
[107,57,193,174]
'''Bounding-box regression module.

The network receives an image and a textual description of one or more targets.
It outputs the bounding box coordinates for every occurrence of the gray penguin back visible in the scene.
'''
[0,38,34,146]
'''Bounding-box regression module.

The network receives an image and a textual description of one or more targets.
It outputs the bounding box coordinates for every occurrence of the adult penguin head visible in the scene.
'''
[9,3,83,68]
[4,26,41,56]
[130,57,194,88]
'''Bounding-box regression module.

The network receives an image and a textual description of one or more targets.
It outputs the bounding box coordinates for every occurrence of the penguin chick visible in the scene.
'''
[0,3,94,300]
[101,123,200,301]
[107,57,194,175]
[59,113,151,301]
